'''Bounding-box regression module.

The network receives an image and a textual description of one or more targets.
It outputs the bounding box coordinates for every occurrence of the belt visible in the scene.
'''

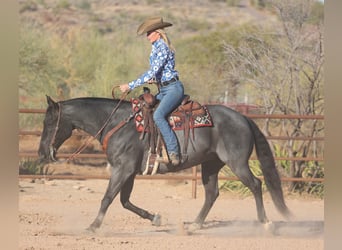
[160,76,179,87]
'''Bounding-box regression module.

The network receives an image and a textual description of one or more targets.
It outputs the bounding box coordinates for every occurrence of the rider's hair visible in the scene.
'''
[155,29,175,52]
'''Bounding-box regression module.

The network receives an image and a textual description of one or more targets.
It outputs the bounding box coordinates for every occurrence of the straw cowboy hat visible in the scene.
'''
[137,17,172,35]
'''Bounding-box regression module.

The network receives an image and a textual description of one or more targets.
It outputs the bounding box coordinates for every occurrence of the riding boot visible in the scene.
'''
[169,153,180,166]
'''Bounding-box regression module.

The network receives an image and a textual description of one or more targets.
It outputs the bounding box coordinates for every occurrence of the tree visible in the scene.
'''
[222,0,324,193]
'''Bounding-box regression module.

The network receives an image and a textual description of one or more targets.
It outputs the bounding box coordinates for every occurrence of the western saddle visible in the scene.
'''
[137,88,206,175]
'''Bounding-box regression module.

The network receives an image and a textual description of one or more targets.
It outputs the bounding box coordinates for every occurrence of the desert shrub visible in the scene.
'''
[225,0,240,6]
[56,0,71,9]
[19,24,68,101]
[76,0,91,10]
[176,25,256,102]
[219,160,266,196]
[19,158,53,175]
[19,0,38,13]
[184,19,212,32]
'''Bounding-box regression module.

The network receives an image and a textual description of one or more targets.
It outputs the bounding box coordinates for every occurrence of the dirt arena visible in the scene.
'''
[19,165,324,250]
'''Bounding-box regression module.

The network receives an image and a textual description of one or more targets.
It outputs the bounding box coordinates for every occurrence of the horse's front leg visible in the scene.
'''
[87,167,125,232]
[120,174,161,226]
[189,161,222,231]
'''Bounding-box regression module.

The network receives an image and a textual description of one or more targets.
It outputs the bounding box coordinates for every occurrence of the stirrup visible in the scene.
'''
[142,149,160,175]
[156,155,169,164]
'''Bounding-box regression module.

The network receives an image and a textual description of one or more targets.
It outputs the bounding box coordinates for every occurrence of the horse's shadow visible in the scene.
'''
[56,219,323,238]
[184,219,324,237]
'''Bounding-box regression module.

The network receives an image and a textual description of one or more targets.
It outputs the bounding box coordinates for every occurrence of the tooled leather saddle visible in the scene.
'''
[132,88,213,175]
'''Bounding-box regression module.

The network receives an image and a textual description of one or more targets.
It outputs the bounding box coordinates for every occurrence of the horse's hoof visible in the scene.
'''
[86,226,96,233]
[263,221,276,235]
[86,224,97,233]
[152,213,161,226]
[187,223,201,232]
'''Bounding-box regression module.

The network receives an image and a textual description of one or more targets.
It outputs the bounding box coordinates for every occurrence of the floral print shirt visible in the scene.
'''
[128,38,178,90]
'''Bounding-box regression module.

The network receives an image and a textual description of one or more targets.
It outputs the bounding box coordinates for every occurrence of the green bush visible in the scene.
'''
[19,0,38,13]
[76,0,91,10]
[219,160,266,196]
[19,158,53,175]
[56,0,71,9]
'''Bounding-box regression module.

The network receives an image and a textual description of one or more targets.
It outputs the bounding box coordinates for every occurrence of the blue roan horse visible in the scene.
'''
[38,95,291,232]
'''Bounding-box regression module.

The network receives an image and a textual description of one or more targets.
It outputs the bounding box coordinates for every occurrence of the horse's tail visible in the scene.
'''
[246,117,292,220]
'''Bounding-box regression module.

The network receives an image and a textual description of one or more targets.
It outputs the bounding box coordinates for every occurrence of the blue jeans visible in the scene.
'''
[154,80,184,155]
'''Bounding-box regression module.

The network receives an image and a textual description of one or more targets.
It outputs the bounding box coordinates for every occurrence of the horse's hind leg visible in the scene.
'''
[191,160,223,230]
[120,174,160,226]
[229,160,268,223]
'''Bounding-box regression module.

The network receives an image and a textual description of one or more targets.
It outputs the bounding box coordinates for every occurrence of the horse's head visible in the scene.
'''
[38,96,73,163]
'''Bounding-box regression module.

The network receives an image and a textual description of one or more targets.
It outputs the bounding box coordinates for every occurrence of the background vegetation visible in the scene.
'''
[19,0,324,197]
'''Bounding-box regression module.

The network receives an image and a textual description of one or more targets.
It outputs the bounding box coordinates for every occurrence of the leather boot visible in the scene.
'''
[169,153,180,166]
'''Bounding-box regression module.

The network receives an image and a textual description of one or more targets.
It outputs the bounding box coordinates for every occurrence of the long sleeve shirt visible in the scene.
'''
[128,38,179,90]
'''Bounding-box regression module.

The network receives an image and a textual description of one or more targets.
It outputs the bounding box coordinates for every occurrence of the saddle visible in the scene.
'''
[133,88,213,175]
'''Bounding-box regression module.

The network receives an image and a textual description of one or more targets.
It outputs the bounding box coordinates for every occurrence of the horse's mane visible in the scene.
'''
[60,97,131,105]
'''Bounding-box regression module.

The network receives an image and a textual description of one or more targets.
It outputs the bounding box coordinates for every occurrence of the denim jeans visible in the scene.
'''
[154,80,184,155]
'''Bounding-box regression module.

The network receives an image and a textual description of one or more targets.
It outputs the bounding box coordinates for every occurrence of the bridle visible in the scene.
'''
[48,102,62,161]
[48,88,133,162]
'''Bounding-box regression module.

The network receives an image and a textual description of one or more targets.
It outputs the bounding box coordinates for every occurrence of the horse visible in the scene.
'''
[38,95,291,232]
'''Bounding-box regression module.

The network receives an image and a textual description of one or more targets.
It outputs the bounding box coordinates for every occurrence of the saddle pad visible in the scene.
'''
[132,98,213,132]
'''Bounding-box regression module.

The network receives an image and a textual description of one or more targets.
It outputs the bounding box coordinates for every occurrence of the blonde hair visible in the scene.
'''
[155,29,175,52]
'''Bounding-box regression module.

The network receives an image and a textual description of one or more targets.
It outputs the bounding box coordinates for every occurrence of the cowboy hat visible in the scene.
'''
[137,17,172,35]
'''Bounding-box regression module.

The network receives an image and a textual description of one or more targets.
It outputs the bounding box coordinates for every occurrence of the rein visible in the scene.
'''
[49,88,131,163]
[102,109,138,152]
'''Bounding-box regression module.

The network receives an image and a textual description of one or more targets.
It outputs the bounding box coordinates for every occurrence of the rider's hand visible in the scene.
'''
[119,84,130,93]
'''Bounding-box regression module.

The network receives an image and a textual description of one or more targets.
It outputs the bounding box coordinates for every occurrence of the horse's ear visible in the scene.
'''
[46,95,58,108]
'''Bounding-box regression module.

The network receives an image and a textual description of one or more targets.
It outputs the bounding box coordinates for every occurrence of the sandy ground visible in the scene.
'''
[19,165,324,250]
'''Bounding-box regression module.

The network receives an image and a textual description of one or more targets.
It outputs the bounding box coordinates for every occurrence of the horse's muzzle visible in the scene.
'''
[37,144,58,164]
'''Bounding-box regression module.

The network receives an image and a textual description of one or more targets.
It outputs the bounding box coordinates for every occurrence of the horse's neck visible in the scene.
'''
[69,101,130,137]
